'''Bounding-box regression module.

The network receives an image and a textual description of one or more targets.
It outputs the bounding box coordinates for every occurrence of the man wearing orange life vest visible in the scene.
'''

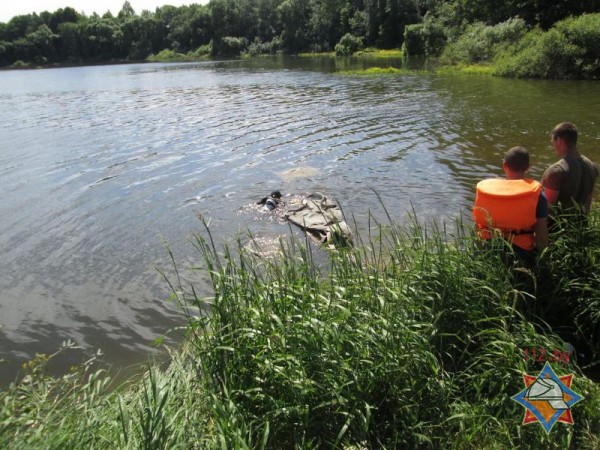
[473,146,549,259]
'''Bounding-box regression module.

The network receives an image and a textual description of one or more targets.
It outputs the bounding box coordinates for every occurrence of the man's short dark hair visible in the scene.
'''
[551,122,578,147]
[504,146,530,172]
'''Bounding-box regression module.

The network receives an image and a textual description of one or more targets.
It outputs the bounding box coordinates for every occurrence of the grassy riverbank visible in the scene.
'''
[1,209,600,448]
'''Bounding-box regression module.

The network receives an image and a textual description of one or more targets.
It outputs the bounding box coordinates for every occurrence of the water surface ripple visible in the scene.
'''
[1,59,599,385]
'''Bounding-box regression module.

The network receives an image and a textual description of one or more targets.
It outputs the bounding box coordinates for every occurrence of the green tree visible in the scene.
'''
[29,24,59,61]
[2,14,43,41]
[210,0,242,41]
[238,0,261,40]
[57,22,81,61]
[118,1,136,20]
[80,18,123,60]
[11,24,59,63]
[453,0,600,29]
[0,40,14,64]
[2,0,599,67]
[209,0,261,55]
[277,0,310,52]
[364,0,420,49]
[308,0,346,51]
[165,5,209,52]
[256,0,283,42]
[155,5,180,24]
[340,0,367,37]
[121,15,165,60]
[49,7,80,33]
[363,0,379,46]
[189,5,213,48]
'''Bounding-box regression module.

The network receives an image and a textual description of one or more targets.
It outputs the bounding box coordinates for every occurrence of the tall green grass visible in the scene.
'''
[163,211,600,447]
[1,209,599,448]
[537,209,600,371]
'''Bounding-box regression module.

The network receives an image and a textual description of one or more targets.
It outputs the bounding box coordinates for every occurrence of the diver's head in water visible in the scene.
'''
[257,191,283,210]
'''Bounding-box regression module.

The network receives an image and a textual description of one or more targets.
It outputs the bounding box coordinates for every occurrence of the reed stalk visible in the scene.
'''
[1,207,599,448]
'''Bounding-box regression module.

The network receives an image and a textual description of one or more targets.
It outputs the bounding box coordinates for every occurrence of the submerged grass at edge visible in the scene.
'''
[1,208,600,449]
[337,64,495,76]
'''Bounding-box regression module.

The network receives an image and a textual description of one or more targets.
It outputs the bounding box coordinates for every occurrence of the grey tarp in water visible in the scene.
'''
[284,193,352,246]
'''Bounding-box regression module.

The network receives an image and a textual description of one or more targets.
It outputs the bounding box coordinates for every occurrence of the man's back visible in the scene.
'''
[542,154,598,211]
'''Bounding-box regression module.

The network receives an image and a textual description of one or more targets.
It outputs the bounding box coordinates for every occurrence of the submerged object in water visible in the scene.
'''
[257,191,283,210]
[285,192,352,247]
[278,166,319,180]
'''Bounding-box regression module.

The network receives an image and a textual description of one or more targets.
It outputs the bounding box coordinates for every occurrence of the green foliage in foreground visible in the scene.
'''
[1,210,600,448]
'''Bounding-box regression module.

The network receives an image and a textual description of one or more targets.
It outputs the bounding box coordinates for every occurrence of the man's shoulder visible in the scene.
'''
[543,160,567,178]
[581,155,599,176]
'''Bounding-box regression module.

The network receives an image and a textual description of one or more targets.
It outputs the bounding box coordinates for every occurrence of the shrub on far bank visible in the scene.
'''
[495,13,600,79]
[401,12,600,80]
[335,33,364,56]
[495,28,580,78]
[212,36,248,57]
[189,41,212,58]
[146,49,190,62]
[551,13,600,79]
[147,44,213,62]
[402,20,446,58]
[10,59,29,68]
[440,17,526,65]
[244,37,282,56]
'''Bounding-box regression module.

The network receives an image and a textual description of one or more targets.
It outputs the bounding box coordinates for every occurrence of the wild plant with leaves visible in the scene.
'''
[1,209,599,448]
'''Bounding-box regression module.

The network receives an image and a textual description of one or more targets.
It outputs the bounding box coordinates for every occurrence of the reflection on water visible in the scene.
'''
[0,58,599,386]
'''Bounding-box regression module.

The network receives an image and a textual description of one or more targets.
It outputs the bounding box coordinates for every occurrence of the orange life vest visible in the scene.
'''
[473,178,541,251]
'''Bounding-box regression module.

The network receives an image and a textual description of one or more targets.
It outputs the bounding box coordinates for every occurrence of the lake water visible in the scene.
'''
[1,57,599,386]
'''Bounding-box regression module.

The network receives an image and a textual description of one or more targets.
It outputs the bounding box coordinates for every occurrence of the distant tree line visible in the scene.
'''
[0,0,599,68]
